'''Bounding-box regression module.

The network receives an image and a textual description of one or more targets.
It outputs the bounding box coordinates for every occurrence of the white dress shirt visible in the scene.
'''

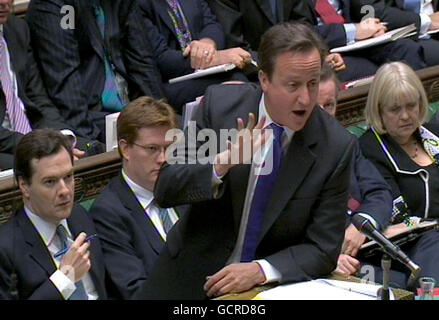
[122,170,179,241]
[25,207,98,300]
[0,25,26,130]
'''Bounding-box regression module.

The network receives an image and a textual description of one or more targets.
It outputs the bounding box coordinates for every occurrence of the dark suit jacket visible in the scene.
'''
[360,123,439,220]
[26,0,165,140]
[208,0,352,51]
[140,83,355,299]
[0,16,77,154]
[90,173,189,299]
[0,205,108,300]
[138,0,225,81]
[351,0,439,32]
[349,138,393,230]
[360,124,439,217]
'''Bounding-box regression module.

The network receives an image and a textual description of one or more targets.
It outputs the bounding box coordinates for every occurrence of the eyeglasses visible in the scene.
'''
[131,142,169,156]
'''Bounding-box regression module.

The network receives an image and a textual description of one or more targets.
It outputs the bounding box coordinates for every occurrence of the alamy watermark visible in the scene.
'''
[164,121,275,176]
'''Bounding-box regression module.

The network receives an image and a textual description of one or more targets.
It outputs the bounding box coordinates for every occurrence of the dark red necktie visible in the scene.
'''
[315,0,346,24]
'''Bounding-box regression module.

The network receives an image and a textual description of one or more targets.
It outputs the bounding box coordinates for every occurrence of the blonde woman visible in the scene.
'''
[360,62,439,288]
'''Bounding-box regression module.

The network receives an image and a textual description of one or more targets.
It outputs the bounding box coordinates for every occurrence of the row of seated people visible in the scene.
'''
[1,0,438,169]
[0,21,439,299]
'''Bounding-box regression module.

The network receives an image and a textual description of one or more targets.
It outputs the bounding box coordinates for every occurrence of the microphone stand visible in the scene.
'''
[379,254,391,300]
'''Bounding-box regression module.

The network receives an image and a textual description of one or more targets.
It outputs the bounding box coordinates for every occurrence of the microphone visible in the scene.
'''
[352,214,421,280]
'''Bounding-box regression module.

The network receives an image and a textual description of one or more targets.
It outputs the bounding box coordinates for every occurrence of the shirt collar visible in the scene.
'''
[122,169,154,208]
[259,94,294,142]
[24,206,70,246]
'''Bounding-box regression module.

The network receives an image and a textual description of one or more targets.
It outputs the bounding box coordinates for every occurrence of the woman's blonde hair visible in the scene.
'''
[365,62,429,134]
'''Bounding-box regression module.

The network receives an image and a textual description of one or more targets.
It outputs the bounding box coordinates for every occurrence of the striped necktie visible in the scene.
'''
[56,225,89,300]
[152,200,174,234]
[0,33,32,134]
[94,5,125,111]
[166,0,192,52]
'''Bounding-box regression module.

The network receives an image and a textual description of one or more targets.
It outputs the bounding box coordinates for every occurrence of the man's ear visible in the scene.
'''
[118,139,130,161]
[259,70,269,93]
[18,177,30,200]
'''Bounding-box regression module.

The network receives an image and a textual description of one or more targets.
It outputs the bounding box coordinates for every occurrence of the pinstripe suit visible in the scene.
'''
[26,0,165,141]
[0,16,79,169]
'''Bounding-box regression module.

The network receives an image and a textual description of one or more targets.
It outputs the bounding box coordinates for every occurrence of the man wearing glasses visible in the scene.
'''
[90,96,187,299]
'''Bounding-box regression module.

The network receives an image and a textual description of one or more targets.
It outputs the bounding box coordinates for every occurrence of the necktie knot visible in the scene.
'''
[56,224,69,250]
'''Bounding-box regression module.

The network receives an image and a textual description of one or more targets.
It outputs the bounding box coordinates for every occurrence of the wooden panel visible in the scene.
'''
[336,65,439,127]
[12,0,30,17]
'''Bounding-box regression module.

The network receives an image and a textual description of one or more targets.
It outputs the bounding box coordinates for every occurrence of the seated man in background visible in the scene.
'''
[138,0,251,112]
[26,0,165,143]
[208,0,426,82]
[351,0,439,67]
[90,97,188,299]
[317,64,394,277]
[0,129,109,300]
[0,1,92,169]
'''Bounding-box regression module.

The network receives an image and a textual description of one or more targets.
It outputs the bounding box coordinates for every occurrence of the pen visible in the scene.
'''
[54,234,98,259]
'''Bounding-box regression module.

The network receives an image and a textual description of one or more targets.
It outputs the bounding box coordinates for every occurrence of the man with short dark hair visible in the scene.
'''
[90,97,188,299]
[141,22,356,299]
[0,129,108,300]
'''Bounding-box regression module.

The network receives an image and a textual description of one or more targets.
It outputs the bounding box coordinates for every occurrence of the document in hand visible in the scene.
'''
[330,24,417,53]
[168,63,237,84]
[253,279,395,300]
[359,219,439,259]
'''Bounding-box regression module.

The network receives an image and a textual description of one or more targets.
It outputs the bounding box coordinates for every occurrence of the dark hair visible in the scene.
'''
[14,129,74,184]
[117,96,179,157]
[320,62,340,98]
[258,22,328,80]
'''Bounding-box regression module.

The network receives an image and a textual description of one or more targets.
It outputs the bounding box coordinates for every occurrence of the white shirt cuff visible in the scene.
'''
[254,259,281,284]
[344,23,357,45]
[419,13,431,35]
[49,270,76,300]
[212,166,224,198]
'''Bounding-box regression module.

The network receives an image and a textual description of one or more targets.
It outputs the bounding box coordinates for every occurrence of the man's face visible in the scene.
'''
[19,148,74,225]
[0,0,12,25]
[317,79,337,117]
[120,125,173,192]
[259,49,321,131]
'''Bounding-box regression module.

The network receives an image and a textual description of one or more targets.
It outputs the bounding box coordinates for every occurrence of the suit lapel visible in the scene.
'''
[154,0,180,38]
[256,0,277,25]
[229,164,251,234]
[2,24,26,101]
[116,174,165,255]
[17,210,57,277]
[258,108,319,242]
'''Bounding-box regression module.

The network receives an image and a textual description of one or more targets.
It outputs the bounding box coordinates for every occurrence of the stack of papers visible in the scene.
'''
[253,279,395,300]
[331,24,417,53]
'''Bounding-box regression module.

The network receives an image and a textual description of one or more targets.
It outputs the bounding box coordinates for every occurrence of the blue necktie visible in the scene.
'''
[152,200,174,234]
[94,5,124,111]
[405,0,421,13]
[241,123,284,262]
[56,225,88,300]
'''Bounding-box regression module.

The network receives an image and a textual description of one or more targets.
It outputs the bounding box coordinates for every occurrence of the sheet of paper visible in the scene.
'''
[254,279,395,300]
